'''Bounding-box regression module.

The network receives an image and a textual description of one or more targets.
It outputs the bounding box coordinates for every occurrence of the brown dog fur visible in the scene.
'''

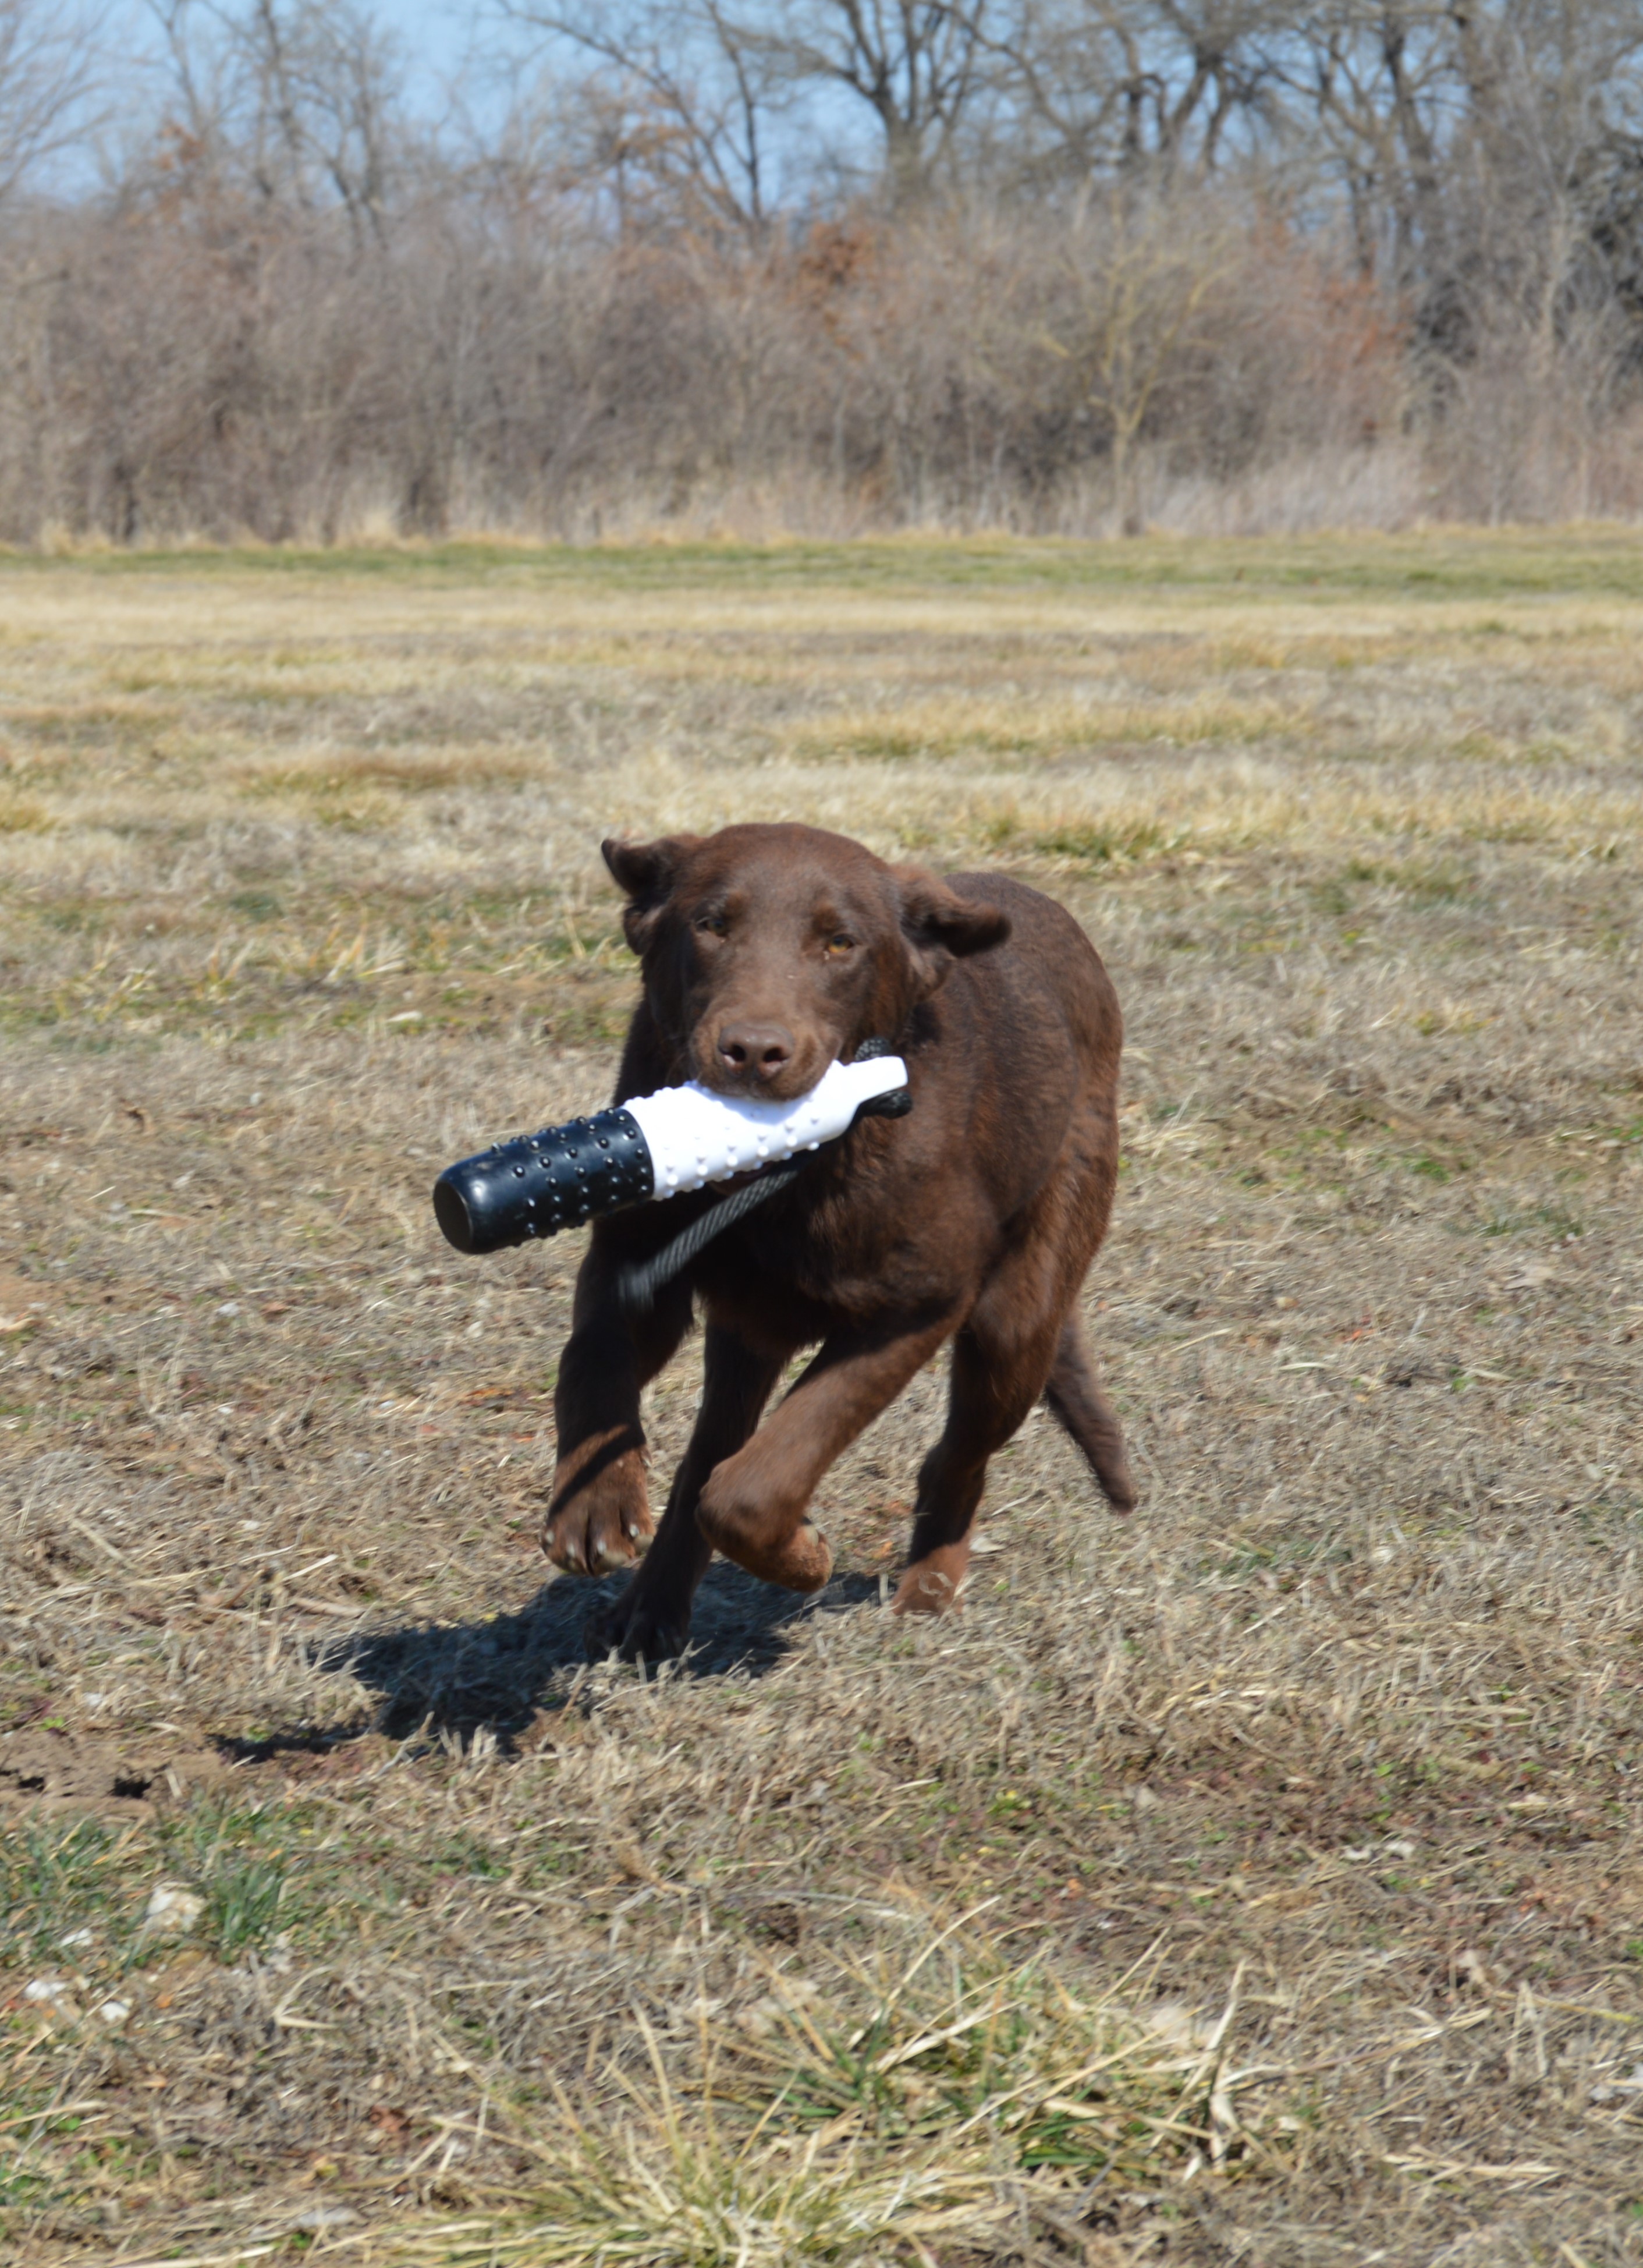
[544,822,1134,1658]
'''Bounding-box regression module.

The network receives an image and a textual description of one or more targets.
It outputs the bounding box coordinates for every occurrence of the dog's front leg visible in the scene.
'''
[585,1324,787,1660]
[545,1243,691,1576]
[697,1309,959,1592]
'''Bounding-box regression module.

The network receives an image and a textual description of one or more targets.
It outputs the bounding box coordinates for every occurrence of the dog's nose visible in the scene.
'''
[716,1021,796,1083]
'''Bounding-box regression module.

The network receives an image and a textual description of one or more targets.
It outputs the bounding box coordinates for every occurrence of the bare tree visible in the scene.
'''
[496,0,791,232]
[1278,3,1643,292]
[986,1,1284,190]
[0,0,104,205]
[755,0,996,204]
[1279,4,1468,282]
[144,0,406,238]
[1038,182,1231,527]
[506,0,998,212]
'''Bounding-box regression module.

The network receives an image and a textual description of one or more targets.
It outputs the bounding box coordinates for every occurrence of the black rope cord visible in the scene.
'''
[616,1151,805,1315]
[615,1037,910,1316]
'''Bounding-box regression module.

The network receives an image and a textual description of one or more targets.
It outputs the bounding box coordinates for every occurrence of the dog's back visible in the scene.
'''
[917,869,1121,1217]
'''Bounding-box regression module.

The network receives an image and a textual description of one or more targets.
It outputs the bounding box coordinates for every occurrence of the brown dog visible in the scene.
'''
[545,821,1134,1658]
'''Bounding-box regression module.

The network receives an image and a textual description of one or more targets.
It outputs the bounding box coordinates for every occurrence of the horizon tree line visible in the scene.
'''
[2,0,1641,540]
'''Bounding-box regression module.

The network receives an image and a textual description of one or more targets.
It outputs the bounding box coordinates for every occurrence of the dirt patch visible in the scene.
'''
[0,1726,236,1813]
[0,1268,51,1333]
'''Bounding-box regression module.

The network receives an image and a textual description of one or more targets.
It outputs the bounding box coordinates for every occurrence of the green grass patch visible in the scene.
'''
[0,1817,129,1969]
[151,1799,327,1959]
[13,529,1643,603]
[988,815,1173,867]
[1483,1202,1585,1239]
[453,1934,1265,2266]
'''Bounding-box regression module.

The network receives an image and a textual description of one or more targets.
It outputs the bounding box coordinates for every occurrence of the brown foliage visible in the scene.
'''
[0,174,1418,543]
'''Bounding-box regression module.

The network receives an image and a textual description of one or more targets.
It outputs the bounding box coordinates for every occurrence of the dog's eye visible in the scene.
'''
[695,913,729,938]
[825,933,854,957]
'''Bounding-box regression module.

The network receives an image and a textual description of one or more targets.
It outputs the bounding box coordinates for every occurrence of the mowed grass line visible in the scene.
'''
[13,524,1643,596]
[1,539,1641,2267]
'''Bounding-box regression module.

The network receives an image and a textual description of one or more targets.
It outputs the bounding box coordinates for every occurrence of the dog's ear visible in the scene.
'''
[895,868,1010,995]
[602,835,702,953]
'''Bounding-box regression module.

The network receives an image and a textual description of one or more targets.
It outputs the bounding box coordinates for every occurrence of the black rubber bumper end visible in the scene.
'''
[432,1105,654,1256]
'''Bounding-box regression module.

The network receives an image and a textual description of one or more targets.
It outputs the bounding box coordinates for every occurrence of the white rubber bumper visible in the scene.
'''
[623,1054,909,1196]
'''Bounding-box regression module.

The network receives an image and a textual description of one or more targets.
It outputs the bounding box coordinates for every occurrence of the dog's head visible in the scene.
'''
[602,823,1009,1100]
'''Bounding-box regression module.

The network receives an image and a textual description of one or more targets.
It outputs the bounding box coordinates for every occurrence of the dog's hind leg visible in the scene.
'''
[1043,1313,1136,1514]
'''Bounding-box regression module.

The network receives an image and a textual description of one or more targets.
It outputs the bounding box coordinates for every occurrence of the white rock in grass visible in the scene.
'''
[24,1978,77,2019]
[1146,1998,1215,2050]
[736,1997,784,2040]
[144,1884,205,1933]
[290,2206,361,2232]
[58,1926,94,1950]
[95,1999,132,2028]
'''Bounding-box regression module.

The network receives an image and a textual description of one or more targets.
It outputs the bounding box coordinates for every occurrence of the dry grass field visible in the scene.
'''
[2,534,1641,2268]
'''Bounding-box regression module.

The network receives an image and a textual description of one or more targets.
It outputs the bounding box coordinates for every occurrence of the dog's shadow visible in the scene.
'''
[300,1564,881,1745]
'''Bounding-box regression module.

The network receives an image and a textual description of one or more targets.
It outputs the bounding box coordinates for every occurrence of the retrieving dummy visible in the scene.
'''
[432,1050,910,1259]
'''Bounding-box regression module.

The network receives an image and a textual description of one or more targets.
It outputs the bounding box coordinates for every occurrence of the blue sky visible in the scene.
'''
[80,1,852,199]
[100,1,516,152]
[374,0,488,107]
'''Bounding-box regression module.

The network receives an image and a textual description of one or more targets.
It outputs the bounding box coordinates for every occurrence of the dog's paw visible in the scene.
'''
[890,1539,971,1617]
[697,1494,833,1593]
[758,1518,833,1593]
[543,1441,654,1575]
[584,1580,691,1663]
